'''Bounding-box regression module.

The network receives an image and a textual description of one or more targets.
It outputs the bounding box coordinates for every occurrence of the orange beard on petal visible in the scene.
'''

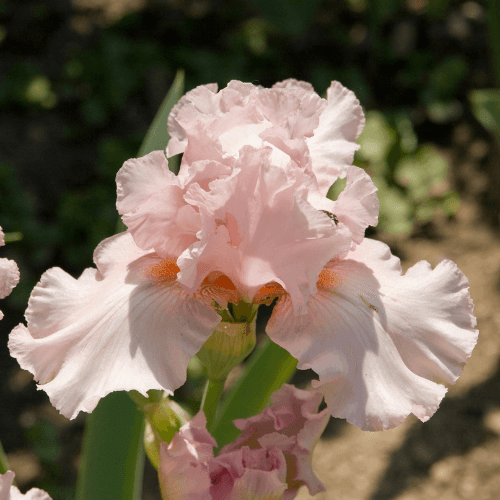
[147,258,180,281]
[253,282,285,306]
[317,268,342,288]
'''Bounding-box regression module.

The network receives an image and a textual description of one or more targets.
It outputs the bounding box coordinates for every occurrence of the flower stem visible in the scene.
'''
[201,377,226,432]
[0,439,9,475]
[211,337,297,449]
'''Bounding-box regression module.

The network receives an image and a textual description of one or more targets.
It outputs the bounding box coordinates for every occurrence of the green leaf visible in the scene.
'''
[0,439,9,475]
[139,69,185,171]
[76,392,145,500]
[211,337,297,449]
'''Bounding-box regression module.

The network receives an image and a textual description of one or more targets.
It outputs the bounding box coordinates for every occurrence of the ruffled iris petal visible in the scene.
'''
[222,384,328,498]
[0,258,19,301]
[179,146,352,309]
[9,233,220,419]
[0,226,20,320]
[332,165,379,246]
[267,238,478,431]
[306,81,366,194]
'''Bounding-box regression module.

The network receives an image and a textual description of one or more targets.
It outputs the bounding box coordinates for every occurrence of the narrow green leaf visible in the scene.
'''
[76,392,145,500]
[139,69,185,165]
[0,439,9,475]
[211,337,297,449]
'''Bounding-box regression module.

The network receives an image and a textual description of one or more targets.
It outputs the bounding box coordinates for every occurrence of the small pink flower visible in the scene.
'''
[221,384,329,499]
[0,471,52,500]
[159,384,327,500]
[0,227,20,320]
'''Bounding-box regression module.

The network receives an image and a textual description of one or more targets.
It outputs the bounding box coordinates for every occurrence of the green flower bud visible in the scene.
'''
[196,318,257,380]
[130,390,190,469]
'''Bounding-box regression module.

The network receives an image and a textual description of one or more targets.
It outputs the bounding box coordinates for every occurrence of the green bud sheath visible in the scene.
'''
[196,319,257,380]
[130,391,190,470]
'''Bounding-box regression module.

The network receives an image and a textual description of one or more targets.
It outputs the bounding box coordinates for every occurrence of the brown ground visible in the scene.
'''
[297,196,500,500]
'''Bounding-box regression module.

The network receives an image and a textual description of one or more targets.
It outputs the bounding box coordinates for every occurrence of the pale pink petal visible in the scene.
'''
[116,150,198,258]
[9,233,220,419]
[209,447,287,500]
[0,226,20,321]
[0,472,52,500]
[167,83,219,157]
[229,469,287,500]
[0,258,19,300]
[222,384,328,498]
[273,79,315,92]
[256,86,325,140]
[228,448,288,500]
[332,165,379,246]
[0,472,15,500]
[0,226,20,302]
[209,449,246,499]
[306,81,366,195]
[267,238,478,431]
[117,148,238,260]
[179,146,351,310]
[159,412,214,500]
[159,412,296,499]
[170,82,263,167]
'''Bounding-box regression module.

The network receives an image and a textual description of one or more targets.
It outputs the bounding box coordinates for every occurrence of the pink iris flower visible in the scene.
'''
[0,472,52,500]
[159,384,329,500]
[0,227,20,320]
[9,80,477,430]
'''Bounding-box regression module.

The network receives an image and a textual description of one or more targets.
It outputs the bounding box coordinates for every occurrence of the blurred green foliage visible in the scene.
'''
[355,112,460,234]
[469,89,500,144]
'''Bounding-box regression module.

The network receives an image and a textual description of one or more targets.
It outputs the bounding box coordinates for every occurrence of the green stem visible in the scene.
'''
[211,337,297,449]
[0,439,9,475]
[201,378,226,432]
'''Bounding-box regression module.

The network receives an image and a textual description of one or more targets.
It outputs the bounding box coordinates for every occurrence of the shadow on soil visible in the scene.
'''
[370,359,500,499]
